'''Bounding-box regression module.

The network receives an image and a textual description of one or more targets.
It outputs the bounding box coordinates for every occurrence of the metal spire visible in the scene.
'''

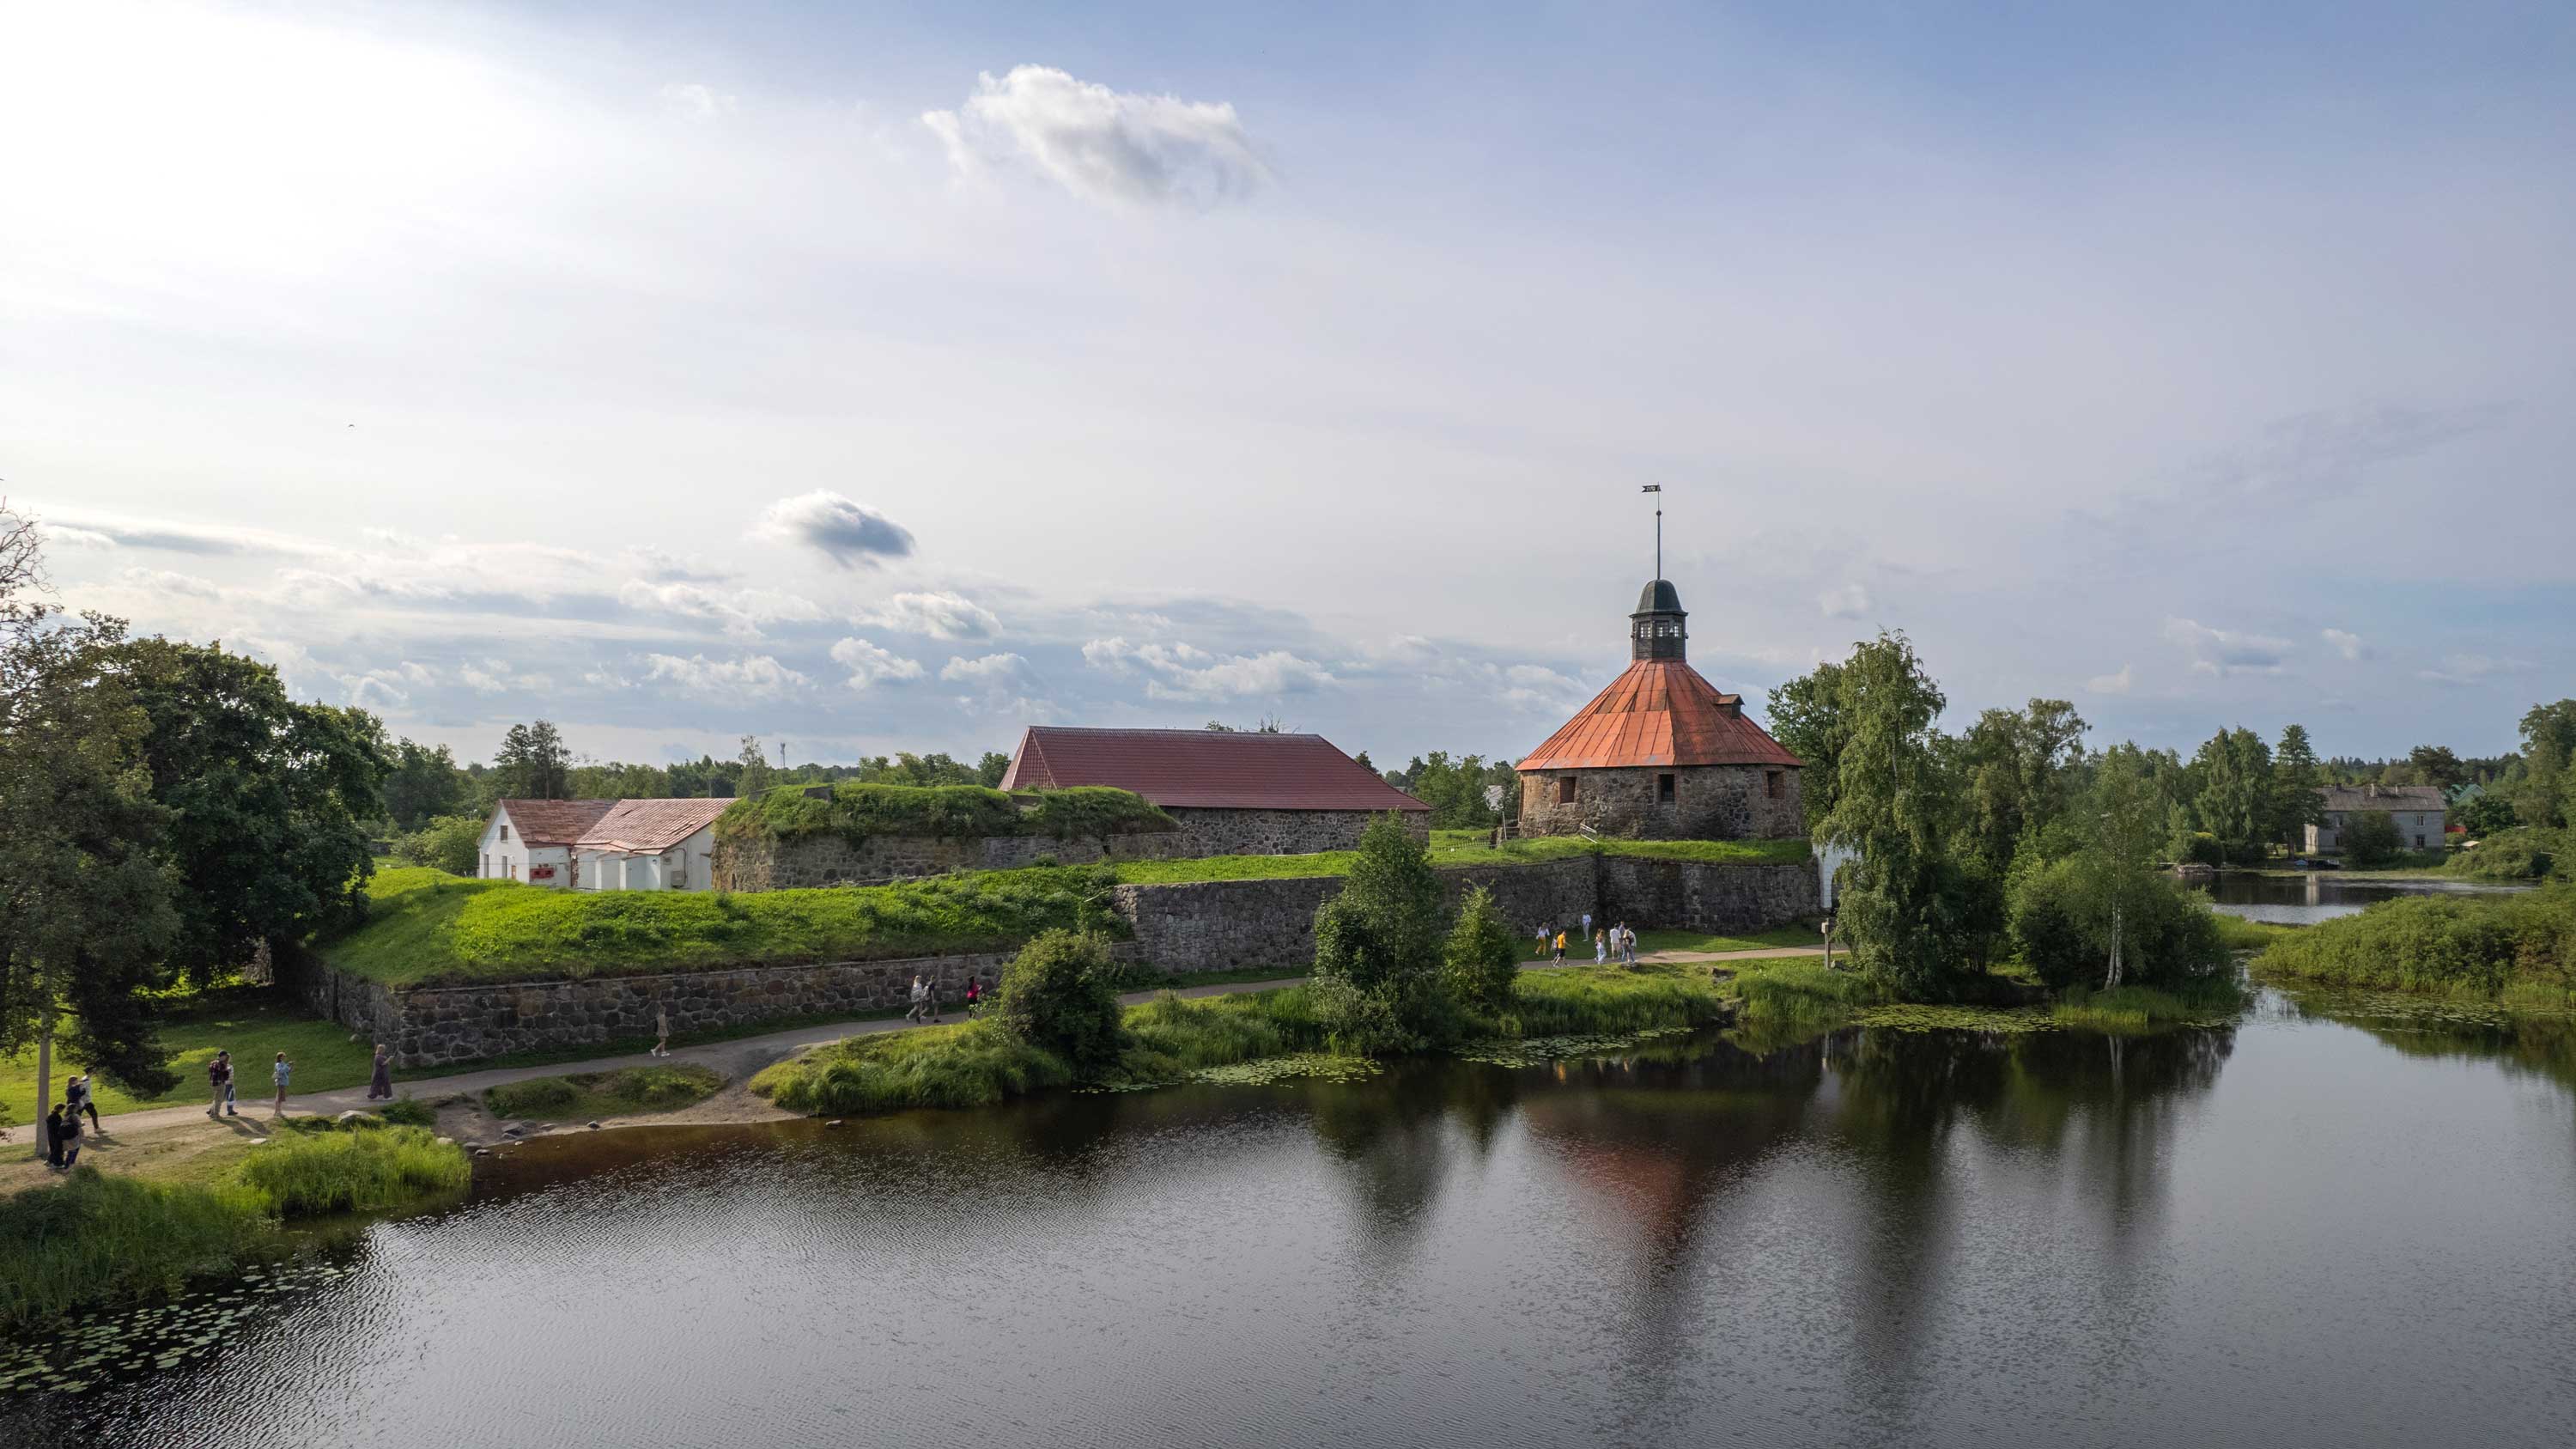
[1641,484,1662,578]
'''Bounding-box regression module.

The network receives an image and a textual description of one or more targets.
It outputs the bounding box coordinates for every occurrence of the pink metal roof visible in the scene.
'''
[1001,728,1429,813]
[1516,660,1804,771]
[576,798,732,854]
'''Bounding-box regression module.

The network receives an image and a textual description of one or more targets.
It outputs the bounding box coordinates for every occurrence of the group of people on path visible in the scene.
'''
[905,973,988,1025]
[42,1075,101,1170]
[204,1049,300,1118]
[1534,911,1642,967]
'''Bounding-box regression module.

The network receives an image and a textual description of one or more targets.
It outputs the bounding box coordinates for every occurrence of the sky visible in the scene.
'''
[5,0,2571,771]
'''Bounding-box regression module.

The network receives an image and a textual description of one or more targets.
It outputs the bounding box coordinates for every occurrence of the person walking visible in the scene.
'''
[270,1052,292,1114]
[653,1005,672,1058]
[222,1050,240,1116]
[1624,925,1639,965]
[368,1044,393,1101]
[1552,929,1566,965]
[963,977,983,1019]
[54,1103,82,1170]
[67,1074,101,1134]
[1594,928,1607,965]
[907,975,930,1024]
[1534,925,1550,961]
[927,977,944,1024]
[45,1105,68,1169]
[207,1052,228,1119]
[1582,910,1593,940]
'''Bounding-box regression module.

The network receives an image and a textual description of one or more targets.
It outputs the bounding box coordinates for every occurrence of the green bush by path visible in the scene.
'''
[992,930,1128,1074]
[234,1120,471,1217]
[1441,887,1521,1012]
[715,783,1172,849]
[321,865,1126,987]
[2254,882,2576,1000]
[483,1064,722,1122]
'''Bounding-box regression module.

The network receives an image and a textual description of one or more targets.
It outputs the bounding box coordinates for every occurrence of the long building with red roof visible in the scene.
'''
[1002,726,1428,855]
[1515,578,1805,841]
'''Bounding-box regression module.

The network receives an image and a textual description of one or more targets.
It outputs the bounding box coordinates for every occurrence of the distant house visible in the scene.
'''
[999,727,1429,855]
[2307,784,2447,854]
[479,798,729,891]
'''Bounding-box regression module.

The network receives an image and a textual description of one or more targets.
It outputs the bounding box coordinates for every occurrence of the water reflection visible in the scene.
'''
[10,1009,2574,1449]
[2205,871,2530,923]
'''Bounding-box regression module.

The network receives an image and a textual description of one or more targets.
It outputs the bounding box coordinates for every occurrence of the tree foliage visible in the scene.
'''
[493,720,572,801]
[119,636,389,984]
[2515,700,2576,829]
[1310,814,1451,1050]
[1383,752,1516,829]
[1953,697,2087,874]
[1765,658,1851,835]
[1440,886,1521,1013]
[2339,809,2403,868]
[393,813,483,875]
[991,928,1127,1075]
[382,738,469,831]
[2270,723,2325,850]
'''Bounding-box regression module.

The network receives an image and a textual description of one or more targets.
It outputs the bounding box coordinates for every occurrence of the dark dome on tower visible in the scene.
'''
[1635,578,1684,614]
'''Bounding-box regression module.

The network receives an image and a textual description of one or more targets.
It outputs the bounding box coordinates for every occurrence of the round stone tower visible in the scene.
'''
[1516,578,1805,841]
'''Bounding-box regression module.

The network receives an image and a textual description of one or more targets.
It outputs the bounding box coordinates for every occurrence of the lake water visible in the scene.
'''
[2203,871,2532,924]
[9,995,2575,1448]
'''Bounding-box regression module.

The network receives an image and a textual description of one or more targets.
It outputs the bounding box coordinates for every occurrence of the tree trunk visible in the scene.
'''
[2104,905,2124,990]
[32,1021,52,1162]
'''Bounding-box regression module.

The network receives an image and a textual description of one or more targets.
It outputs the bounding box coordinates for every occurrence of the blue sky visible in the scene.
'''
[4,0,2569,769]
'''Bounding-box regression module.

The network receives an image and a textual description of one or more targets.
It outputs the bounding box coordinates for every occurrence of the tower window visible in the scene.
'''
[1657,773,1675,804]
[1556,776,1577,805]
[1765,770,1784,800]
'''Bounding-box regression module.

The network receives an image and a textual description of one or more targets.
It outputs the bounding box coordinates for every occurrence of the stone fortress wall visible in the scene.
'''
[1517,764,1803,843]
[293,853,1818,1068]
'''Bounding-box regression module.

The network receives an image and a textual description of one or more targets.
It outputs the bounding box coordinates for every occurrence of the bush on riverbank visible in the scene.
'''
[237,1120,471,1216]
[2255,883,2575,1000]
[324,865,1126,987]
[0,1117,472,1330]
[2449,827,2566,882]
[992,930,1127,1073]
[2007,861,2231,991]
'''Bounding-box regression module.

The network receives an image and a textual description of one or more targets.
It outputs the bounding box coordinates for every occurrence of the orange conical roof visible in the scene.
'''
[1516,659,1804,772]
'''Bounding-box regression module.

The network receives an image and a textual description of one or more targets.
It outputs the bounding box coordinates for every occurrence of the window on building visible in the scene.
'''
[1765,770,1783,800]
[1657,773,1675,804]
[500,824,510,841]
[1557,776,1577,805]
[482,853,490,877]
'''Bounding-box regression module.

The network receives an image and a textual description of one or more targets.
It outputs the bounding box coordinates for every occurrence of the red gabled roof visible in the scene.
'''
[1001,728,1429,813]
[576,798,731,854]
[495,799,617,846]
[1516,660,1803,771]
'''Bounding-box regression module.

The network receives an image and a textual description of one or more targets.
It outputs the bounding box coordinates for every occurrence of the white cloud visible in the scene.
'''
[939,652,1030,683]
[458,659,550,694]
[853,589,1001,642]
[1079,636,1332,699]
[750,491,915,569]
[117,565,226,600]
[658,82,734,120]
[1818,581,1871,619]
[2417,654,2534,686]
[829,636,927,690]
[2321,628,2365,661]
[923,65,1266,210]
[2163,618,2291,677]
[40,523,116,550]
[619,580,826,639]
[644,652,811,699]
[2086,664,2135,695]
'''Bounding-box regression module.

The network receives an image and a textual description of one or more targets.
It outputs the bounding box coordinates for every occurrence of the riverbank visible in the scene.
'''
[2252,880,2574,1008]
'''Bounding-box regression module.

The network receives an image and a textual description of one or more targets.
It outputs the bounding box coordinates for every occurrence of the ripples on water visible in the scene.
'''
[9,1005,2575,1449]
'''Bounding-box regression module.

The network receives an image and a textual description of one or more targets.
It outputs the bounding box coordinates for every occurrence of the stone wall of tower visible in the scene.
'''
[1519,763,1803,842]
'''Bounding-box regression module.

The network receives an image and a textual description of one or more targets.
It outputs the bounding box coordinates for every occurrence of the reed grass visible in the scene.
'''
[233,1121,471,1217]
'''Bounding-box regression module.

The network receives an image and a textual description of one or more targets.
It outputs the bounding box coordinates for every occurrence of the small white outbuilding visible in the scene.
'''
[477,798,728,892]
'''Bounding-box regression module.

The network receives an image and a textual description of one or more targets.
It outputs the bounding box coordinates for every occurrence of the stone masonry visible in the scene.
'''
[1162,807,1430,857]
[289,852,1818,1068]
[1518,764,1802,842]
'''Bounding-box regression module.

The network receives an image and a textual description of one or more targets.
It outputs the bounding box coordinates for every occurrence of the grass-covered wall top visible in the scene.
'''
[714,783,1176,849]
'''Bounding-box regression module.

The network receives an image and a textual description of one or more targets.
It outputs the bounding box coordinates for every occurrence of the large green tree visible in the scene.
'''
[1953,698,2088,874]
[1765,656,1852,834]
[493,720,572,800]
[2514,700,2576,828]
[1310,813,1451,1050]
[0,508,179,1154]
[2269,724,2325,851]
[2190,727,2274,863]
[1814,633,1996,998]
[381,737,470,831]
[119,637,389,984]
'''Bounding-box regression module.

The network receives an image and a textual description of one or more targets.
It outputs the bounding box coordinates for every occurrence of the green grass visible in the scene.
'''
[753,963,1733,1119]
[3,986,383,1118]
[715,782,1173,848]
[0,1117,471,1331]
[1109,831,1811,885]
[234,1119,471,1217]
[1631,925,1820,956]
[2254,881,2575,1000]
[483,1064,722,1122]
[2049,979,2250,1031]
[321,865,1126,987]
[2212,915,2300,952]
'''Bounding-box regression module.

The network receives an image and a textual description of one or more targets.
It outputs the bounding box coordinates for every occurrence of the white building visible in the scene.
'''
[2306,783,2447,854]
[478,798,728,891]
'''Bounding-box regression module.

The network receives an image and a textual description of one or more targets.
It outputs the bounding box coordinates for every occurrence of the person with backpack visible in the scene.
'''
[66,1073,101,1133]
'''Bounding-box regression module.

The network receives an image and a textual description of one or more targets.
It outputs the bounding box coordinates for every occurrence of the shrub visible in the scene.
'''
[2256,882,2576,998]
[2450,826,2563,882]
[992,929,1128,1075]
[1309,814,1451,1052]
[2008,855,2231,991]
[0,1170,270,1331]
[236,1121,472,1217]
[1440,886,1520,1013]
[752,1021,1072,1115]
[2339,810,2403,868]
[392,813,482,875]
[2172,832,2225,868]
